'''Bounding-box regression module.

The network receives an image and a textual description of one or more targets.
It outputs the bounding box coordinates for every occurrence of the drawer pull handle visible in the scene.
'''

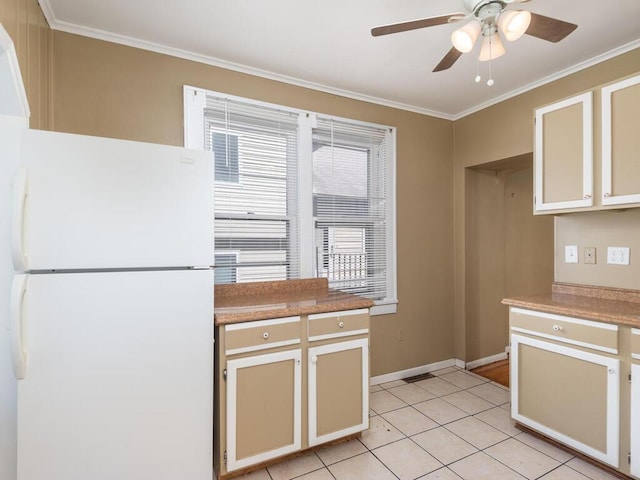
[338,321,345,328]
[552,325,563,332]
[262,332,269,340]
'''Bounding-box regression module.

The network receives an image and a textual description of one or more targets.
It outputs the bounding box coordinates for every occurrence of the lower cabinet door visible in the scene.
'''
[226,349,302,472]
[631,364,640,478]
[308,338,369,446]
[511,334,620,467]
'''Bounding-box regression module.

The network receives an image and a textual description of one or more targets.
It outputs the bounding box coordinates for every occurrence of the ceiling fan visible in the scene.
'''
[371,0,578,75]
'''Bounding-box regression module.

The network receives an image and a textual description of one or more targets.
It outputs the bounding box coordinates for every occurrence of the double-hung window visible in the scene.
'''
[184,86,396,314]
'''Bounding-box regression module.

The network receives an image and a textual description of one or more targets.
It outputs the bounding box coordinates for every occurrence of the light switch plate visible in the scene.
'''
[607,247,630,265]
[584,247,596,264]
[565,245,579,264]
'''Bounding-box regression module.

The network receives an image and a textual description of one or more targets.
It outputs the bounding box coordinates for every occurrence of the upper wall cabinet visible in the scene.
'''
[534,92,593,213]
[534,73,640,215]
[601,74,640,207]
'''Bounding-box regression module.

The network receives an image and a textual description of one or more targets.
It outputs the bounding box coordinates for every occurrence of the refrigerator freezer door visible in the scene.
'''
[15,129,214,271]
[16,270,214,480]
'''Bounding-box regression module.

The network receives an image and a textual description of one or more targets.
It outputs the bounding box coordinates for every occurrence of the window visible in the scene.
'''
[184,86,396,315]
[312,118,390,300]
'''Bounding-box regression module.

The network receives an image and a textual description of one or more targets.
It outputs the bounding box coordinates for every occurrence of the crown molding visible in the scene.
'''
[49,19,456,121]
[37,0,57,28]
[452,38,640,120]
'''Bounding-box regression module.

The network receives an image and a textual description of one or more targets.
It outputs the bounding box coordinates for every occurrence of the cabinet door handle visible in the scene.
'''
[262,332,269,340]
[552,324,563,332]
[603,192,611,199]
[583,194,592,200]
[338,321,345,328]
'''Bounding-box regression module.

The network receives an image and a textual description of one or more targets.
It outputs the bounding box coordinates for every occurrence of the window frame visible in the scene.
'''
[184,85,397,316]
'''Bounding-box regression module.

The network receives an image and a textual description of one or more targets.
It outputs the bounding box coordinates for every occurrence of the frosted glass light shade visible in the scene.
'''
[451,20,482,53]
[479,33,506,61]
[498,10,531,41]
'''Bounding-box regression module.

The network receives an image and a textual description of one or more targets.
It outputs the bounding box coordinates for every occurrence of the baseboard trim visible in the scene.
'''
[370,358,461,386]
[465,351,509,370]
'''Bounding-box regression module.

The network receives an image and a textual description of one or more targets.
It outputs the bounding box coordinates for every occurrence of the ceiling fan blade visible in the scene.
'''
[433,47,463,72]
[371,13,464,37]
[526,12,577,43]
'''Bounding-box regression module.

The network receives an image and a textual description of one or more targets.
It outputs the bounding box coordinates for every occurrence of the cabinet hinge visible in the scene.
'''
[630,372,632,383]
[223,368,227,380]
[224,450,227,464]
[628,452,631,464]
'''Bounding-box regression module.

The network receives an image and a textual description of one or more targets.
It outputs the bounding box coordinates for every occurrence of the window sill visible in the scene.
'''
[371,302,397,316]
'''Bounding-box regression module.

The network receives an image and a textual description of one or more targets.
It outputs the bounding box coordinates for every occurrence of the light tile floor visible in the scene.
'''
[239,366,621,480]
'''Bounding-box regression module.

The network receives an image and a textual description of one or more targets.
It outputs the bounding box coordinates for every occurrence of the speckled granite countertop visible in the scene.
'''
[214,278,374,325]
[502,283,640,327]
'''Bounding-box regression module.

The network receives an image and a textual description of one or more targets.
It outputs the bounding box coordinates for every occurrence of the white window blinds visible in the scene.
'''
[312,118,391,302]
[185,86,397,314]
[204,95,300,284]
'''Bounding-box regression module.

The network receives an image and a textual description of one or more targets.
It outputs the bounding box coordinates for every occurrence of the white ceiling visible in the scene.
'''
[40,0,640,119]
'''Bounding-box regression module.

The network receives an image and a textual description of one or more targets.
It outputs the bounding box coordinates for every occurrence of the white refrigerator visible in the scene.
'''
[7,127,215,480]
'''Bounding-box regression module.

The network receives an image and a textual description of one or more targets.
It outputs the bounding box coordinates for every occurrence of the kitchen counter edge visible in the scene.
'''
[502,283,640,328]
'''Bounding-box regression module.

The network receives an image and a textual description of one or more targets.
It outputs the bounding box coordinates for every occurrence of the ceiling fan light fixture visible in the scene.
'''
[451,20,482,53]
[498,10,532,41]
[478,33,506,61]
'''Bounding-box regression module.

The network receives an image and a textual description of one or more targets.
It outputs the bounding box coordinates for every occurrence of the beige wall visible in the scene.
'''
[0,0,51,129]
[465,168,506,361]
[504,167,554,298]
[51,31,456,377]
[453,48,640,361]
[464,161,553,362]
[556,210,640,290]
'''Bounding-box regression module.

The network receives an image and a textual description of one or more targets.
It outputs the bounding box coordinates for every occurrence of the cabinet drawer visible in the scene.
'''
[510,308,618,354]
[632,329,640,360]
[225,316,301,355]
[308,309,369,342]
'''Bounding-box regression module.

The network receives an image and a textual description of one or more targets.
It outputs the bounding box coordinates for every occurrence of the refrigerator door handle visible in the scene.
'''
[11,274,28,380]
[12,167,28,272]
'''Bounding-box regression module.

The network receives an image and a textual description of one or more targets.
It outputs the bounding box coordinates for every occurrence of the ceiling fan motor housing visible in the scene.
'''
[463,0,506,15]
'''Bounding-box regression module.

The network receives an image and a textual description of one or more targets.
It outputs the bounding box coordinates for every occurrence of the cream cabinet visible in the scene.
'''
[534,92,593,213]
[222,316,303,472]
[215,309,369,478]
[631,329,640,478]
[601,74,640,207]
[534,73,640,214]
[226,349,302,471]
[307,310,370,447]
[510,308,620,467]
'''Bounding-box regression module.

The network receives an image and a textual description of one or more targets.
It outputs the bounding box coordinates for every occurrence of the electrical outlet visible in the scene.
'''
[607,247,630,265]
[584,247,596,264]
[565,245,578,264]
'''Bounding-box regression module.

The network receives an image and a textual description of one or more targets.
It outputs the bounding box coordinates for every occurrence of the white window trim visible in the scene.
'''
[184,85,397,315]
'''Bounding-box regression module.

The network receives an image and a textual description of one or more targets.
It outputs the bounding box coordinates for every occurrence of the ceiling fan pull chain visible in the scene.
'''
[487,37,495,86]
